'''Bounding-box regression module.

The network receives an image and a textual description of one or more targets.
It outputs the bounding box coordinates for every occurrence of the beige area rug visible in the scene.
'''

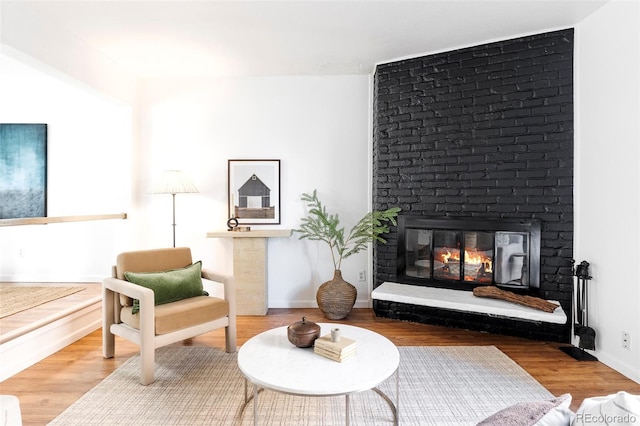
[0,285,85,318]
[49,346,553,425]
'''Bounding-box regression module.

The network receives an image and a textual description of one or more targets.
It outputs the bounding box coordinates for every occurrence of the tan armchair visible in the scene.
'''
[102,247,236,385]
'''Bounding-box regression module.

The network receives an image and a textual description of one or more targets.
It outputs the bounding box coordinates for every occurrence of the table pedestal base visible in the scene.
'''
[240,370,399,426]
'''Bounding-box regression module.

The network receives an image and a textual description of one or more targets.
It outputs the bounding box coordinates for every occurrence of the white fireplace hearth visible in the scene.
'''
[372,282,566,325]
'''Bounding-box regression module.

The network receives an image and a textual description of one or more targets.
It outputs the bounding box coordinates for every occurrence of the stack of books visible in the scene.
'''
[313,334,357,362]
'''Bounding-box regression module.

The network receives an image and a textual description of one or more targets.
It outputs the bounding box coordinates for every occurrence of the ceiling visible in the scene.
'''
[2,1,607,79]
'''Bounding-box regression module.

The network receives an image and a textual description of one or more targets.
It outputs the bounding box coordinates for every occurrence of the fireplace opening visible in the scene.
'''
[397,216,541,291]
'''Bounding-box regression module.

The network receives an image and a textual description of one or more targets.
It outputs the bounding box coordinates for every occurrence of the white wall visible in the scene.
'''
[134,75,373,308]
[0,52,377,306]
[0,54,133,282]
[576,1,640,382]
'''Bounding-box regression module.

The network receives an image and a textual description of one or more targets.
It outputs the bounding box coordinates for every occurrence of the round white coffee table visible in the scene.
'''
[237,323,400,425]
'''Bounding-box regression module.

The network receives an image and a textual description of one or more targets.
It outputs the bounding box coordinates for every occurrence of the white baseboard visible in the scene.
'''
[0,302,101,382]
[596,352,640,385]
[268,299,371,309]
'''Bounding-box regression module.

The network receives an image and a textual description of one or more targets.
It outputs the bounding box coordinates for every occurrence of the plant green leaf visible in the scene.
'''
[293,190,400,271]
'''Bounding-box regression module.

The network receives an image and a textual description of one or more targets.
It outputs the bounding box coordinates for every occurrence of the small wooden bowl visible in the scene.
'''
[287,316,320,348]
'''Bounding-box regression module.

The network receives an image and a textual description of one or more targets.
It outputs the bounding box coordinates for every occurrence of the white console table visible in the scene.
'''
[206,229,292,315]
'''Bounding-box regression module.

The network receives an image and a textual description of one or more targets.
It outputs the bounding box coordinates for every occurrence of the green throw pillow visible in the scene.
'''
[124,261,207,314]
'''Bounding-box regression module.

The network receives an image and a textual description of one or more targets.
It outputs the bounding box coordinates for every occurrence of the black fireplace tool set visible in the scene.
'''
[560,260,598,361]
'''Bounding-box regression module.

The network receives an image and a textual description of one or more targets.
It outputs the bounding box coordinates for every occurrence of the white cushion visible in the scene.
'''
[536,393,574,425]
[572,391,640,425]
[0,395,22,426]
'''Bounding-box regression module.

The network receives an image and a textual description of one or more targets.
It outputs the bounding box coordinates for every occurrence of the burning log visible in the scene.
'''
[473,286,559,313]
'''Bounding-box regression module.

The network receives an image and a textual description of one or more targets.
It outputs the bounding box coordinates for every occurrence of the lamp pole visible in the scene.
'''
[152,170,199,248]
[171,192,177,247]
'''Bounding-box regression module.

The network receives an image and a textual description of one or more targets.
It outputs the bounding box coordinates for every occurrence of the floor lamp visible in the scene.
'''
[152,170,199,247]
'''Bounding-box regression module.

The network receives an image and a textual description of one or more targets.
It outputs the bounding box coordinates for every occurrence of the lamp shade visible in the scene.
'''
[152,170,199,194]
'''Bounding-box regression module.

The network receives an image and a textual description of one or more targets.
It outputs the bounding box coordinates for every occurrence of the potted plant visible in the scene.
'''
[295,190,400,319]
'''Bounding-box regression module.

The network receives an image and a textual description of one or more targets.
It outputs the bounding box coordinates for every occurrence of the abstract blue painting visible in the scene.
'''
[0,124,47,219]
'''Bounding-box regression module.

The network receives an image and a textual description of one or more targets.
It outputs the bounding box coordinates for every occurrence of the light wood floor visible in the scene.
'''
[2,297,640,425]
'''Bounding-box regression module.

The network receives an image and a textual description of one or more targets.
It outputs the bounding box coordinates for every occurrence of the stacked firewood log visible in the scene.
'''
[473,286,559,313]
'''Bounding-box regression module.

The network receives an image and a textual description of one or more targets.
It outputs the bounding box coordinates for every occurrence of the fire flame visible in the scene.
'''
[438,248,493,273]
[465,248,493,273]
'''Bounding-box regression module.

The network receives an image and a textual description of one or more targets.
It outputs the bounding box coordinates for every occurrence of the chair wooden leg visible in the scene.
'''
[138,294,156,385]
[140,347,155,385]
[225,323,237,353]
[103,328,115,359]
[102,287,115,359]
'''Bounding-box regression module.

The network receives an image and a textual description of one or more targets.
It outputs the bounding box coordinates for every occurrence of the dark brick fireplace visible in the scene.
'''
[372,29,574,342]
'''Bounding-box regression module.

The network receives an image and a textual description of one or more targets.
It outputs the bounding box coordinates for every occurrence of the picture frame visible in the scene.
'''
[228,159,281,225]
[0,123,48,219]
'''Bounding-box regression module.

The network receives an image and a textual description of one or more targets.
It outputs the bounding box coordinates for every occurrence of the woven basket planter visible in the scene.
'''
[316,270,357,320]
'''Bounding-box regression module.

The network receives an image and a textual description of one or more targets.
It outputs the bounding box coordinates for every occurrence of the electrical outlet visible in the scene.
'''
[358,270,366,282]
[18,248,25,257]
[622,331,631,350]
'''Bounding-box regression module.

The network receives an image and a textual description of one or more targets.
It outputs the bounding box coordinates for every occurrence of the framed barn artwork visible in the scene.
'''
[228,159,281,225]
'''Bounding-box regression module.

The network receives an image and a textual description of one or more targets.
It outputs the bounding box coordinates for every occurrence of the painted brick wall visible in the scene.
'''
[372,29,574,341]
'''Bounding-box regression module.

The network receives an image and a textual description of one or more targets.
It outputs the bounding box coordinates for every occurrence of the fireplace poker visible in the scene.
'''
[557,260,598,361]
[574,260,596,351]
